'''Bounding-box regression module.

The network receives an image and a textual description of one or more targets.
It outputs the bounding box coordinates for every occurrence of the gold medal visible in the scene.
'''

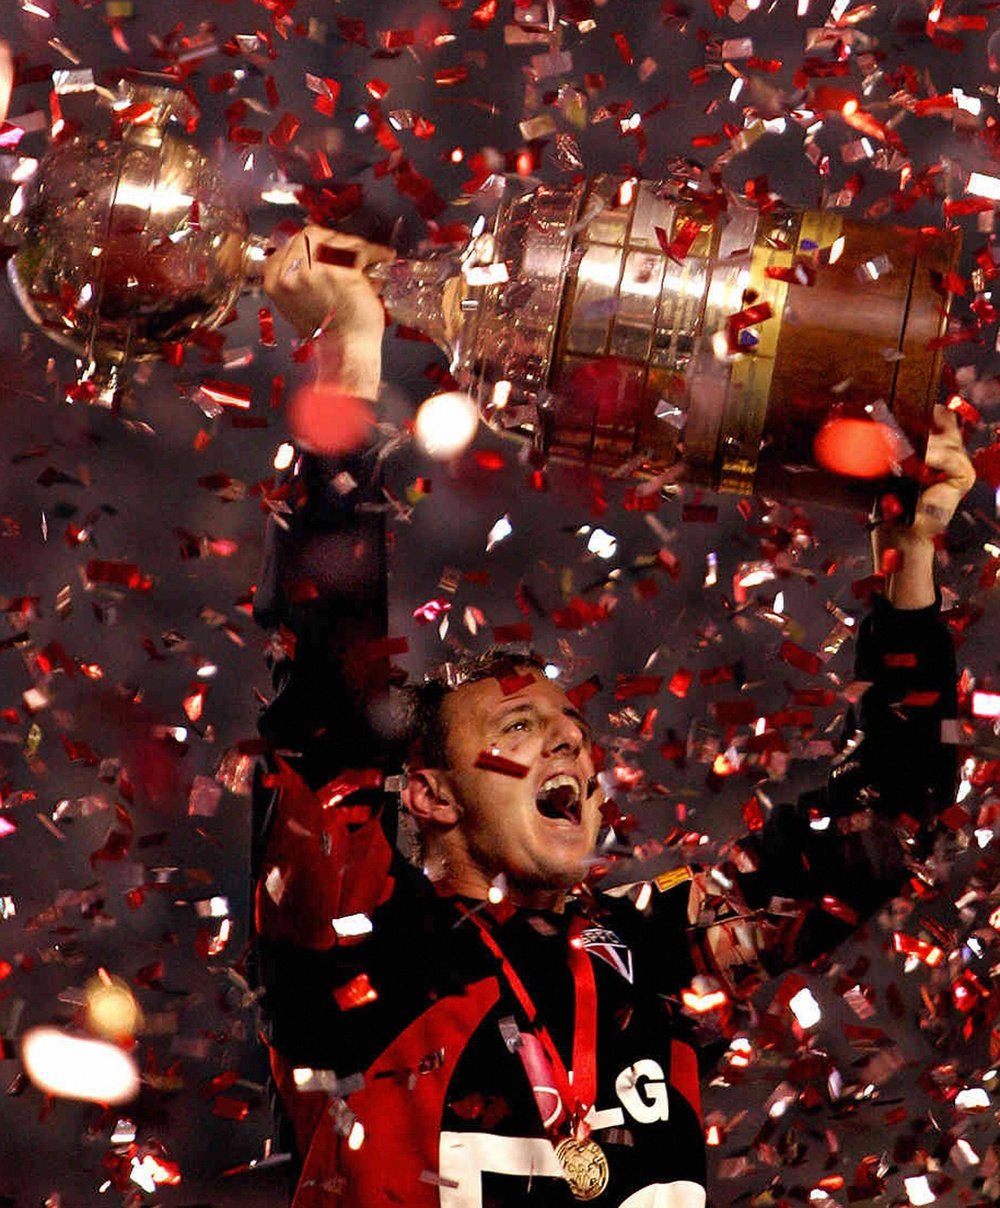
[555,1136,609,1201]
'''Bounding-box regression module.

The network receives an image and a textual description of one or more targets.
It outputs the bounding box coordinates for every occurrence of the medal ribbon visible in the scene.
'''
[459,904,598,1134]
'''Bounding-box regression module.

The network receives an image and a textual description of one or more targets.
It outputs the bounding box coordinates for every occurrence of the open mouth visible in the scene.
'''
[535,774,582,825]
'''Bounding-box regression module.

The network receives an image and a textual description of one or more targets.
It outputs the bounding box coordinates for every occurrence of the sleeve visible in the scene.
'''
[659,596,959,999]
[251,441,402,956]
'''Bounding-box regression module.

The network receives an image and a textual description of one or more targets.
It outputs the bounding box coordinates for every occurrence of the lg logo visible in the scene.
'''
[585,1059,671,1131]
[615,1059,670,1123]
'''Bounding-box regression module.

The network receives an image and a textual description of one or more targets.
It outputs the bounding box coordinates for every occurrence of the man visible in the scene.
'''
[252,226,975,1208]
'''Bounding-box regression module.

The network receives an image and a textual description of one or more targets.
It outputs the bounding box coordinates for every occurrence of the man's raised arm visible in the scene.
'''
[666,408,976,997]
[252,227,398,954]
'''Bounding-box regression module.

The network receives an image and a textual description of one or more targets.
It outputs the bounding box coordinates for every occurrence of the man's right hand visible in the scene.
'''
[264,225,394,398]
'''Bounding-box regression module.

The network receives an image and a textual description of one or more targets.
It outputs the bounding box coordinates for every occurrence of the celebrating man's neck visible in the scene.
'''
[427,862,568,914]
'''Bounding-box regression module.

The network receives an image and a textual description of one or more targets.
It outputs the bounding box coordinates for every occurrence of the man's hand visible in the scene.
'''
[873,405,976,609]
[263,225,394,398]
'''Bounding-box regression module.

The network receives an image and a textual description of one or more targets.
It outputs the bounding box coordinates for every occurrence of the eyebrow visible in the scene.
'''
[492,701,594,743]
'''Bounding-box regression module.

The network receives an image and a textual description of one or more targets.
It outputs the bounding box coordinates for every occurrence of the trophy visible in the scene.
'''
[5,81,262,406]
[6,81,959,508]
[396,174,960,509]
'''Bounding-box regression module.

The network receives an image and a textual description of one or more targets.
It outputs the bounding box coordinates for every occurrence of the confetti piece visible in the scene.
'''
[473,751,531,778]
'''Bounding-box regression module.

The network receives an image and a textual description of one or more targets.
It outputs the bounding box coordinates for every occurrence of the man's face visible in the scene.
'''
[433,669,602,903]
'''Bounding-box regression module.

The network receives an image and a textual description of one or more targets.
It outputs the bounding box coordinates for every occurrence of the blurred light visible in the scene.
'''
[738,565,775,589]
[414,391,479,459]
[85,973,142,1041]
[955,1086,990,1111]
[354,113,371,131]
[828,235,845,265]
[260,179,300,206]
[971,690,1000,719]
[11,157,38,183]
[111,1118,137,1145]
[814,417,894,479]
[464,261,509,286]
[968,171,1000,201]
[130,1154,180,1191]
[789,986,822,1029]
[486,513,512,552]
[726,1037,752,1069]
[953,89,981,115]
[114,181,193,214]
[347,1120,365,1150]
[491,379,512,410]
[617,178,637,206]
[681,986,728,1013]
[543,663,560,680]
[331,913,374,939]
[903,1175,935,1206]
[587,528,618,559]
[21,1026,140,1104]
[634,882,652,912]
[130,1158,156,1194]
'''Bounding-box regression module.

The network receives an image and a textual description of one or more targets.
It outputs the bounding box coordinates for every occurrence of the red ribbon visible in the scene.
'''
[460,905,598,1137]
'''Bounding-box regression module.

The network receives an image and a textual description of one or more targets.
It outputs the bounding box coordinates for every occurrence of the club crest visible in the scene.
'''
[580,926,634,985]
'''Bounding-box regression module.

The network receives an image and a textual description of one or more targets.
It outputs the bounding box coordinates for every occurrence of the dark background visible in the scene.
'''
[0,1,998,1204]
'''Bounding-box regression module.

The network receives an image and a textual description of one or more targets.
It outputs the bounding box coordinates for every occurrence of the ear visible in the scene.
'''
[400,768,462,828]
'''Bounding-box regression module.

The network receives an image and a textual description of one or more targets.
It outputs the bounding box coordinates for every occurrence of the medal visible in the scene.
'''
[555,1136,609,1201]
[460,905,607,1198]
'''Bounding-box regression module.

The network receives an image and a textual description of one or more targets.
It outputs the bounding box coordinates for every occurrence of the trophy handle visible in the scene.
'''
[362,258,463,359]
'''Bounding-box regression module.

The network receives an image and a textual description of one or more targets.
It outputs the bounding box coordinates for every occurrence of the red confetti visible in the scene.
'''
[614,676,663,700]
[567,677,601,710]
[820,896,859,925]
[258,307,276,347]
[473,750,531,778]
[85,561,153,592]
[211,1095,250,1121]
[498,673,536,696]
[434,66,468,86]
[780,641,822,676]
[668,667,693,698]
[315,244,360,269]
[469,0,498,28]
[613,31,634,65]
[333,973,379,1010]
[711,699,759,726]
[492,622,533,643]
[198,379,252,410]
[268,111,301,149]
